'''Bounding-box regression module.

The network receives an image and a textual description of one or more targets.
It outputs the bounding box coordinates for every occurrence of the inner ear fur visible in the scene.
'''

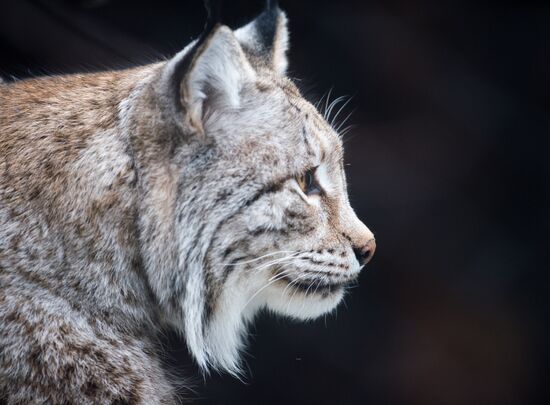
[159,25,256,137]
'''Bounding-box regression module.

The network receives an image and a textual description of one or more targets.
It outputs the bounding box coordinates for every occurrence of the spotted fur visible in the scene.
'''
[0,4,375,404]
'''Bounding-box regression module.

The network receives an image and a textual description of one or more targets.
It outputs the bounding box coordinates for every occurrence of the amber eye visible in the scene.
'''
[297,168,321,195]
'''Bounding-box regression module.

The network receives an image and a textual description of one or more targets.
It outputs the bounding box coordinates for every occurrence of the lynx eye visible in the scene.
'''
[296,168,321,195]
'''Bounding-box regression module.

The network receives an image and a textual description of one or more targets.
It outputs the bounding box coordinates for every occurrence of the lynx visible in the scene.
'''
[0,2,375,403]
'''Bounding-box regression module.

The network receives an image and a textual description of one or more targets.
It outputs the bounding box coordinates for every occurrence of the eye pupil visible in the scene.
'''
[297,168,320,195]
[306,172,313,188]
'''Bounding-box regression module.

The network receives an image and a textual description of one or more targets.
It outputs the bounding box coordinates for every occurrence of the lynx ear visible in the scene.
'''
[234,0,289,76]
[160,25,256,135]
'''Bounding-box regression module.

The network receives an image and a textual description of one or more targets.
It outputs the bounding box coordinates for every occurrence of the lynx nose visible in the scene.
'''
[353,239,376,266]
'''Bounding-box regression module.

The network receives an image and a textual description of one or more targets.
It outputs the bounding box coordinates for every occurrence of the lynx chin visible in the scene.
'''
[0,2,375,403]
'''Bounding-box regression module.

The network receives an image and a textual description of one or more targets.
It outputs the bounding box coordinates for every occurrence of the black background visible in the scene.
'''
[1,0,549,404]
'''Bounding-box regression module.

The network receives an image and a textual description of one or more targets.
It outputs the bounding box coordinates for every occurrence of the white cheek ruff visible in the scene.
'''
[200,259,347,375]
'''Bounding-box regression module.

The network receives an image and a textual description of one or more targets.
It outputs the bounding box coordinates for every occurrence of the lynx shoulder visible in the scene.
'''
[0,3,375,404]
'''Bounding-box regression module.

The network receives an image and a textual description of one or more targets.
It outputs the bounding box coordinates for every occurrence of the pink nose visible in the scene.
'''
[353,239,376,266]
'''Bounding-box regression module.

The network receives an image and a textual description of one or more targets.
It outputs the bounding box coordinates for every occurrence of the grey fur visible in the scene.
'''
[0,7,375,404]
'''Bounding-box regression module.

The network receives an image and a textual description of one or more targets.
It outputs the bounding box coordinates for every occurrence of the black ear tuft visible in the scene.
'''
[234,1,289,75]
[203,0,223,31]
[265,0,279,11]
[254,1,281,54]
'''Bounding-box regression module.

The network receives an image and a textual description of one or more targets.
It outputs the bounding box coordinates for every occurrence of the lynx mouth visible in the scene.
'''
[279,273,357,296]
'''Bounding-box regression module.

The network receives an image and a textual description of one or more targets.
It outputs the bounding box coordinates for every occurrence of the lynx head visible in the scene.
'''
[130,2,375,375]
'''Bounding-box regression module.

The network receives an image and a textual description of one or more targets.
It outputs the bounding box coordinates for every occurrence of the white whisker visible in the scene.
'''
[243,271,290,310]
[335,108,356,134]
[299,277,323,312]
[284,273,312,313]
[330,96,353,128]
[325,96,347,123]
[323,87,334,119]
[338,124,356,139]
[222,250,298,267]
[241,253,310,311]
[251,253,302,273]
[315,89,329,110]
[267,265,298,282]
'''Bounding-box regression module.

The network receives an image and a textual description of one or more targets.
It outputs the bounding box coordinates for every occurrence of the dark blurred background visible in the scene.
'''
[1,0,548,403]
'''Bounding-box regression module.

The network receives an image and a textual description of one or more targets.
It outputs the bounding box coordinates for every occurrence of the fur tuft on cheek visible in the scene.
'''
[194,269,267,375]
